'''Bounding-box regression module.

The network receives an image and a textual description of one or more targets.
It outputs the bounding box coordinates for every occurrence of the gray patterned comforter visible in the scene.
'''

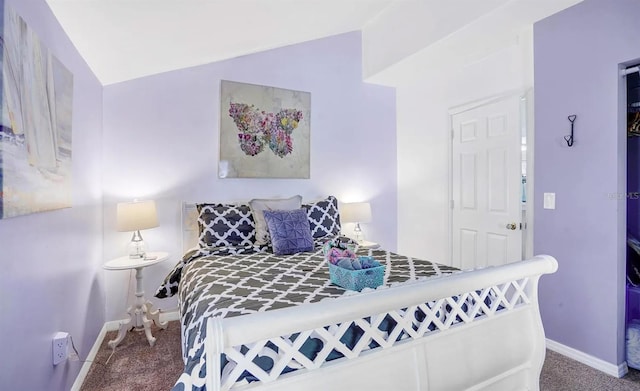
[169,239,458,391]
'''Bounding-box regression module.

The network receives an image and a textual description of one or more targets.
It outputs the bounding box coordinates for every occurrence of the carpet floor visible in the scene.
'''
[540,350,640,391]
[80,321,183,391]
[80,322,640,390]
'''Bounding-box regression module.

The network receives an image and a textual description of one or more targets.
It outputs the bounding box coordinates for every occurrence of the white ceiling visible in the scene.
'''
[45,0,395,85]
[45,0,582,86]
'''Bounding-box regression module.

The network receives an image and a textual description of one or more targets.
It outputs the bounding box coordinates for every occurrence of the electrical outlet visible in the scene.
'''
[53,332,69,365]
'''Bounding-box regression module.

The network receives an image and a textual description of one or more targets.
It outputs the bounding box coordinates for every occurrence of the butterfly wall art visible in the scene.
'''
[219,80,310,178]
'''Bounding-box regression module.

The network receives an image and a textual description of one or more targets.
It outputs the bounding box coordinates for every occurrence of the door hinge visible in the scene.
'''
[451,129,454,139]
[450,200,454,209]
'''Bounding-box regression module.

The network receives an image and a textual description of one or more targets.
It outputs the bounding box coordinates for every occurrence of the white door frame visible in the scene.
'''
[447,89,535,264]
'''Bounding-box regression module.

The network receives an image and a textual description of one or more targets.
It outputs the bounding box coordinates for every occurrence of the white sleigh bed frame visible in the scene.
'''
[181,203,558,391]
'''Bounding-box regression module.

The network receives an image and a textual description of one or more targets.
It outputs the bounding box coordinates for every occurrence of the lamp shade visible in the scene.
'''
[341,202,372,223]
[117,200,159,232]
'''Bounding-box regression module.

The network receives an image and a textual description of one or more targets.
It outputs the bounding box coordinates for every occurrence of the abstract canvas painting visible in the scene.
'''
[219,80,310,178]
[0,6,74,219]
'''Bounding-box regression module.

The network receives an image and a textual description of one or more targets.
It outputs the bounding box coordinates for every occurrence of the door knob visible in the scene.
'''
[506,223,517,230]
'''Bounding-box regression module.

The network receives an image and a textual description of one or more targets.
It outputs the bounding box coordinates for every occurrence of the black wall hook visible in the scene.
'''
[564,115,577,147]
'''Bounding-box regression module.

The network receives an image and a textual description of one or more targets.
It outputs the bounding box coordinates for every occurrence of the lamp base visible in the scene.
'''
[354,222,363,244]
[128,230,147,259]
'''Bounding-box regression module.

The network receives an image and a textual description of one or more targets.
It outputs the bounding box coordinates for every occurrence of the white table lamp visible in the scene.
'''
[117,200,159,259]
[341,202,372,243]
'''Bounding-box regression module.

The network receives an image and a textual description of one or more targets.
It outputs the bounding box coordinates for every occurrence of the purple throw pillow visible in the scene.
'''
[263,209,314,255]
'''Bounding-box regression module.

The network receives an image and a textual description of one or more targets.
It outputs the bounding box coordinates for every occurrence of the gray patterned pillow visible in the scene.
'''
[196,203,255,248]
[263,209,314,255]
[303,196,341,238]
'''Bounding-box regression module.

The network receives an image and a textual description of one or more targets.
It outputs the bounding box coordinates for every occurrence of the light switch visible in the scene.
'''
[543,192,556,209]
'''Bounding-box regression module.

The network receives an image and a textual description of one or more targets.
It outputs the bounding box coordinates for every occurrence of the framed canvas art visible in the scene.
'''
[0,6,74,219]
[219,80,310,178]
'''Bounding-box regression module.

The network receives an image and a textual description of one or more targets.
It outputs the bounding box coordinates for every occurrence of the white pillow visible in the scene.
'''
[249,195,302,245]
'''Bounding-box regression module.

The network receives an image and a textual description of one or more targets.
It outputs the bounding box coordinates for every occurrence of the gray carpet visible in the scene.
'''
[80,321,183,391]
[541,350,640,391]
[80,322,640,390]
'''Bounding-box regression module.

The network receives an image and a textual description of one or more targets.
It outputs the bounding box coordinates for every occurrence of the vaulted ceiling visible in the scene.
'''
[45,0,583,86]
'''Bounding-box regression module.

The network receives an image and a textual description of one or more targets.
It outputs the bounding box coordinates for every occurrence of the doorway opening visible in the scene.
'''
[625,64,640,371]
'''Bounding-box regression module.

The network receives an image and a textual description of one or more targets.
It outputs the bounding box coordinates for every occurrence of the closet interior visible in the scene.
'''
[626,65,640,369]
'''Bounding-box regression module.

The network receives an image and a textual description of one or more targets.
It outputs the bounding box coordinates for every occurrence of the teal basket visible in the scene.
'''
[329,262,385,291]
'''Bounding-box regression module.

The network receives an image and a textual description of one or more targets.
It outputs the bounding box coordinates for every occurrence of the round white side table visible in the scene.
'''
[103,251,169,348]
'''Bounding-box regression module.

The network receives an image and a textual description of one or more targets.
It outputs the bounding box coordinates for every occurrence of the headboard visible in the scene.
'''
[182,202,199,254]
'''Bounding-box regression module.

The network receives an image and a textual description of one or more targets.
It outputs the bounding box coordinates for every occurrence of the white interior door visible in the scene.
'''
[451,94,523,270]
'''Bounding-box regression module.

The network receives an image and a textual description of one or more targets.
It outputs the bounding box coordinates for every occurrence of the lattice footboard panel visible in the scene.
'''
[217,277,532,389]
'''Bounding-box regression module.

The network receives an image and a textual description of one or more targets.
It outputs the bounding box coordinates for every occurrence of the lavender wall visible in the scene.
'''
[534,0,640,366]
[101,32,397,321]
[0,1,104,390]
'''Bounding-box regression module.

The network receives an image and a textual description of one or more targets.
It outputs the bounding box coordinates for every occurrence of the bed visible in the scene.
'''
[155,196,558,391]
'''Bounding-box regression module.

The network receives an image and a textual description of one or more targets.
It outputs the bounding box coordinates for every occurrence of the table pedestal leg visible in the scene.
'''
[108,266,165,349]
[107,306,133,349]
[145,301,168,329]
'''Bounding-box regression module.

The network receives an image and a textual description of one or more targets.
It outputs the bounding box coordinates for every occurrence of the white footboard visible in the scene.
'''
[205,255,558,391]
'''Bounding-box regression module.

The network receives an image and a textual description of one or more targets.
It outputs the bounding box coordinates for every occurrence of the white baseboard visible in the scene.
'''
[546,338,628,378]
[160,309,180,323]
[70,310,179,390]
[70,323,107,391]
[104,308,180,330]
